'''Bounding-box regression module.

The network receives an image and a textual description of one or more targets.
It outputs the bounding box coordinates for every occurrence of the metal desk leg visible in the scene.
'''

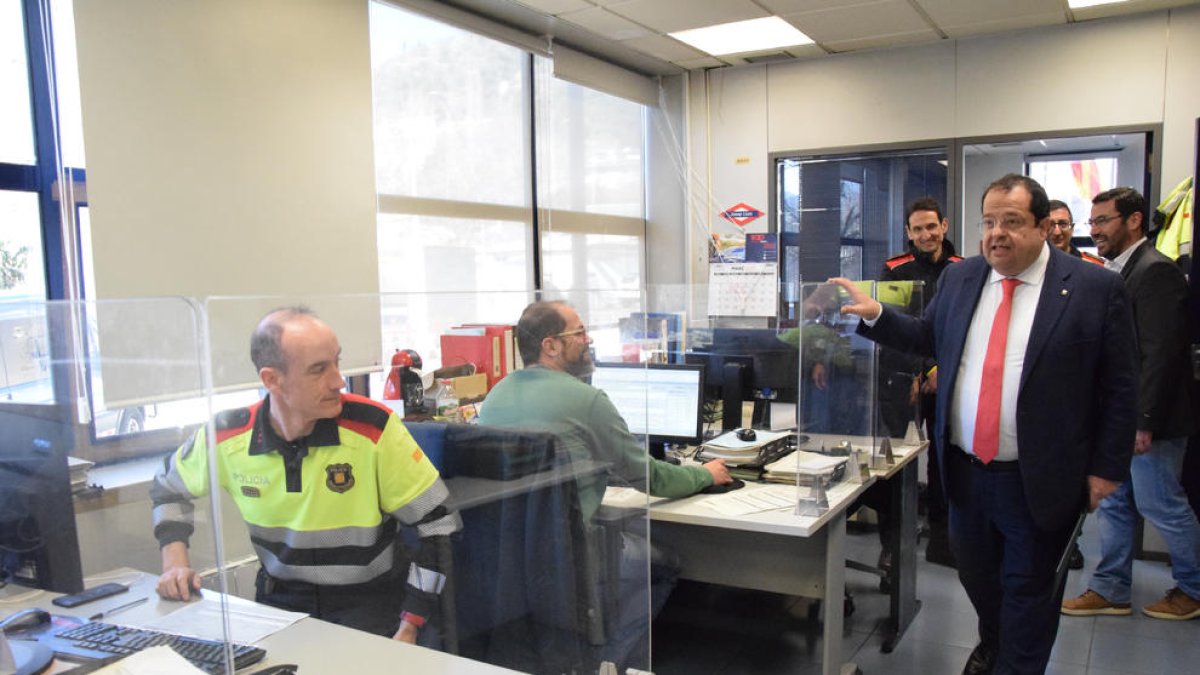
[882,459,922,652]
[823,511,861,675]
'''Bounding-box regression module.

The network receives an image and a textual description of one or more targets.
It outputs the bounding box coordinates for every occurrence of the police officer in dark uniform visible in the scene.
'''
[877,197,962,568]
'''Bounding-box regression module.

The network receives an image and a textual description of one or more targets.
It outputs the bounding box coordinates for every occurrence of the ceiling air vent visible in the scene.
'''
[743,51,796,64]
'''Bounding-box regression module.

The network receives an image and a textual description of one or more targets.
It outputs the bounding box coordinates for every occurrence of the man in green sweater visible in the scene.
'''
[479,300,731,509]
[478,300,731,668]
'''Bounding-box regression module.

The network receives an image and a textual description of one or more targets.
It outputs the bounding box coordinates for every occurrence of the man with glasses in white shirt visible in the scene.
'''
[830,174,1137,674]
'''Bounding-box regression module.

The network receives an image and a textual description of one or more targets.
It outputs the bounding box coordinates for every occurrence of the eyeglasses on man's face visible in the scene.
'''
[1049,219,1074,230]
[978,215,1028,232]
[554,327,589,340]
[1086,214,1125,228]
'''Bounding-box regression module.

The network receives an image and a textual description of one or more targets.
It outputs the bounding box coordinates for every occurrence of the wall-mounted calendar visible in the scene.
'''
[707,263,778,317]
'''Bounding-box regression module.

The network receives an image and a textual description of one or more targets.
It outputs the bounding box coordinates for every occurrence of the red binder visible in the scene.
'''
[440,333,502,390]
[459,324,517,383]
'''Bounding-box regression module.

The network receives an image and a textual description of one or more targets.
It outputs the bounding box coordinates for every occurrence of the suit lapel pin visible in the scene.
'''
[1061,289,1069,296]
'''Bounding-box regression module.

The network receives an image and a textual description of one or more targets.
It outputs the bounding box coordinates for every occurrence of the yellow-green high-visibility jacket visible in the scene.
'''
[151,393,461,622]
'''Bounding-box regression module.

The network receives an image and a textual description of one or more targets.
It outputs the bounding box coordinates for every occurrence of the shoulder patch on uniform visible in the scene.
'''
[214,403,256,445]
[215,406,253,431]
[885,253,915,269]
[948,255,964,263]
[338,394,392,444]
[1081,252,1105,265]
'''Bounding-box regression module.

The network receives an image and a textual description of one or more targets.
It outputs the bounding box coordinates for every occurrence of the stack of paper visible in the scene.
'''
[69,456,94,494]
[762,450,846,485]
[699,429,790,464]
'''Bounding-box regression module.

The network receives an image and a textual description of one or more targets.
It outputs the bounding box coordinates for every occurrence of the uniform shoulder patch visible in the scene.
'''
[338,394,392,443]
[214,406,253,432]
[948,255,964,263]
[214,403,256,445]
[885,253,914,270]
[1080,251,1105,265]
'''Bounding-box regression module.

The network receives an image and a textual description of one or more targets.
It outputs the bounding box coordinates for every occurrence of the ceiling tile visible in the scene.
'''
[559,7,654,40]
[783,0,931,43]
[825,29,942,53]
[759,0,877,12]
[941,11,1067,38]
[915,0,1066,28]
[783,43,829,59]
[675,55,729,70]
[512,0,595,14]
[620,33,712,61]
[605,0,768,33]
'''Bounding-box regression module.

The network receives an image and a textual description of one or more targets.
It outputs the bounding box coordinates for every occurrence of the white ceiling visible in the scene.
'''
[438,0,1200,74]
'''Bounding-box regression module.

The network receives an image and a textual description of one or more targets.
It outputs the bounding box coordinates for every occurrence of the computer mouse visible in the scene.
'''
[736,428,757,442]
[701,478,746,494]
[0,608,51,634]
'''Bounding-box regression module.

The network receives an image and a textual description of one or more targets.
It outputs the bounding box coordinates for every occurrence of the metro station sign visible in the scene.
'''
[720,202,764,228]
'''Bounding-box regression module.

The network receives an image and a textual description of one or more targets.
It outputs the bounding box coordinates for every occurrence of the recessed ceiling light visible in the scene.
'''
[669,17,813,57]
[1068,0,1129,8]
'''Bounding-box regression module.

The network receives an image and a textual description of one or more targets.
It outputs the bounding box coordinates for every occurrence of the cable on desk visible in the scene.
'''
[0,587,45,605]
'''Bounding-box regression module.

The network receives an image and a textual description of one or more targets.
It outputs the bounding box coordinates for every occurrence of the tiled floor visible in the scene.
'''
[650,517,1198,674]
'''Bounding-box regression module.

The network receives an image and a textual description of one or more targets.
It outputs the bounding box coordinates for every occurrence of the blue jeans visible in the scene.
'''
[1091,436,1200,604]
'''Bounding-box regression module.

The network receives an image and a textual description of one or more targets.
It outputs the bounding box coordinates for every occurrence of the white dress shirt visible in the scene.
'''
[1103,237,1147,273]
[950,243,1050,461]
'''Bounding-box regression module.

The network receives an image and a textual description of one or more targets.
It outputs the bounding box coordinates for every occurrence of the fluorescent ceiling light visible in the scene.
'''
[670,17,813,56]
[1068,0,1129,8]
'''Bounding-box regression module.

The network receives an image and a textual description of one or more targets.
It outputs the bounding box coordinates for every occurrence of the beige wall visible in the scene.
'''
[685,7,1200,282]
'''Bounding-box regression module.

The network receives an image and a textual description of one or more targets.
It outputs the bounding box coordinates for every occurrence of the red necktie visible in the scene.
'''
[973,277,1021,464]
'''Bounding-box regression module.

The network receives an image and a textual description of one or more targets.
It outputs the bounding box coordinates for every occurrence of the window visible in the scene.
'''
[368,1,648,382]
[1,0,35,164]
[774,147,948,324]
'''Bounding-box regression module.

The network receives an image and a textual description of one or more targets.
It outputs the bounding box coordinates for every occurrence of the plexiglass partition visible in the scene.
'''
[2,292,660,675]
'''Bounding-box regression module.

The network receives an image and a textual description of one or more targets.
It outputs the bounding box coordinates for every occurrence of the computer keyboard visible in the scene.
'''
[53,621,266,673]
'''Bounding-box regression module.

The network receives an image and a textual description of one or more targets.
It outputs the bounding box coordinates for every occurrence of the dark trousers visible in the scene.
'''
[922,394,948,525]
[945,449,1074,675]
[255,567,404,637]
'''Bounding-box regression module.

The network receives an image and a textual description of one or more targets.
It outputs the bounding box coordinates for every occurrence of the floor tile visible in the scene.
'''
[650,514,1195,674]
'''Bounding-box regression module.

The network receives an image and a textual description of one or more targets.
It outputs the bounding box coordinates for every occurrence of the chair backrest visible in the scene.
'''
[404,422,555,480]
[404,421,603,672]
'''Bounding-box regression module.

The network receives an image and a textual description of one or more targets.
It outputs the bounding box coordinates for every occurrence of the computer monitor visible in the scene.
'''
[0,403,85,594]
[588,363,706,454]
[684,328,799,430]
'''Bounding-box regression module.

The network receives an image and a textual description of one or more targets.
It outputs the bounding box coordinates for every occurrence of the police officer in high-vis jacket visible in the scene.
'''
[151,307,461,643]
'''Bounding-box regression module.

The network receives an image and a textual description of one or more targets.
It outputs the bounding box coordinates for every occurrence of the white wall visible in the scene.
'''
[685,7,1200,281]
[74,0,383,401]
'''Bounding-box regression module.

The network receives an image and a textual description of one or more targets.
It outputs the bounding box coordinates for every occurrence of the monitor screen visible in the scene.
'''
[0,403,85,594]
[589,363,705,444]
[685,327,799,400]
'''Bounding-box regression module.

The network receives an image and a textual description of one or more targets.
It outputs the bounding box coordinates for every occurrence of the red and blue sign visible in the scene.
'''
[720,203,764,228]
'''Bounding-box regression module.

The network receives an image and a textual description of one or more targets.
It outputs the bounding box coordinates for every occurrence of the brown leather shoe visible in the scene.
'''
[1061,589,1131,616]
[1142,587,1200,620]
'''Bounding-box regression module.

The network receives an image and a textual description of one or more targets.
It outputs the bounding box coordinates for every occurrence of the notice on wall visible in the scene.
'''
[708,263,778,317]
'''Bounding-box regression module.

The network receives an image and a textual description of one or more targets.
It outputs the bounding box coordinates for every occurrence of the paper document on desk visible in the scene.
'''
[143,594,306,644]
[764,450,846,475]
[702,484,796,516]
[604,486,650,509]
[92,646,207,674]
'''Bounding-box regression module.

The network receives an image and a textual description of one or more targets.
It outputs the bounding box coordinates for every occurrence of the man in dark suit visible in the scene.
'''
[831,174,1138,674]
[1062,187,1200,620]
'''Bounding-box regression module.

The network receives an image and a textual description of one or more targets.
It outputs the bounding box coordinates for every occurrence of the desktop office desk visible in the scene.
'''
[800,434,927,653]
[636,478,873,675]
[0,568,520,674]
